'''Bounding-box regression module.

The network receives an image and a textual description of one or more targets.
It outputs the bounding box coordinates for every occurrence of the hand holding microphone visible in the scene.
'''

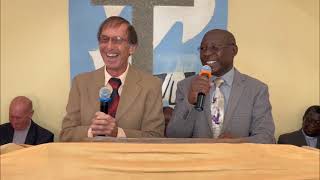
[99,86,111,114]
[90,87,118,137]
[188,65,212,111]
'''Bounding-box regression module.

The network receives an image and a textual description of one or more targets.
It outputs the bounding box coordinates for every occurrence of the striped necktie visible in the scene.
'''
[108,78,121,118]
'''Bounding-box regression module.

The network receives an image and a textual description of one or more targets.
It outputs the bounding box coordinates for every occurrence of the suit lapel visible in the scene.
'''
[222,69,245,132]
[116,66,142,120]
[297,130,308,146]
[204,92,213,134]
[7,124,14,143]
[91,67,106,111]
[25,121,36,145]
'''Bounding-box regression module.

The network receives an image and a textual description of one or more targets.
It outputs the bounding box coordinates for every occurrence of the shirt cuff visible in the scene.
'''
[87,127,126,138]
[117,127,126,138]
[88,127,93,138]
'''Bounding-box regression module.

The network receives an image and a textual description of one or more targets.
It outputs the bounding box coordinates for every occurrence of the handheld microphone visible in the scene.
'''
[194,65,212,111]
[99,87,112,114]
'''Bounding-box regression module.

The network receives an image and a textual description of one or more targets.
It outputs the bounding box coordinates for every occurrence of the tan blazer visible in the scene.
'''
[60,66,165,141]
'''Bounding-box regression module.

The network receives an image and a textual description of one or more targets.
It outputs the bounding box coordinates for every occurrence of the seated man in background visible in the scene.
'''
[163,106,173,137]
[278,105,320,148]
[0,96,54,145]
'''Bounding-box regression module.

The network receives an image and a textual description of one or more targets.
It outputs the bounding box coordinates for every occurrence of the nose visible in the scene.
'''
[202,52,218,61]
[106,40,114,49]
[201,48,217,58]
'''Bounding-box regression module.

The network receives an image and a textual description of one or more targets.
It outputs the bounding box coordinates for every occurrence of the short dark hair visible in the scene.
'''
[303,105,320,120]
[97,16,138,45]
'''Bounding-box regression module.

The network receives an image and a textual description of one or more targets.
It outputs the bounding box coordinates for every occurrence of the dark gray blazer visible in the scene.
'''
[0,120,54,145]
[278,129,320,148]
[167,68,275,144]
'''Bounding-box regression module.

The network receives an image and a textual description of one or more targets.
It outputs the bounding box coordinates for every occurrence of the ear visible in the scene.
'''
[232,44,238,56]
[129,44,137,55]
[28,110,34,119]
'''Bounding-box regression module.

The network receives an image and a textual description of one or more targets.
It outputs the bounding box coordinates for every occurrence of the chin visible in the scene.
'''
[212,71,222,77]
[13,126,23,130]
[107,64,120,69]
[305,131,319,137]
[105,62,120,69]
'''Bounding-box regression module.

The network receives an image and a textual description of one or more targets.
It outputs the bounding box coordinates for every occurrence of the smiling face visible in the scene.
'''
[302,112,320,137]
[200,29,238,77]
[99,23,137,77]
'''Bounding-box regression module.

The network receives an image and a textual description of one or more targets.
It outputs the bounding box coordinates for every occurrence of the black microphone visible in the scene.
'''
[194,65,212,111]
[96,87,111,137]
[99,87,111,114]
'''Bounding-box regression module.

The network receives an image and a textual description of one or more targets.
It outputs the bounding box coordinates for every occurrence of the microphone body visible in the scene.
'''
[97,87,112,136]
[194,65,212,111]
[100,101,109,114]
[99,87,112,114]
[195,92,205,111]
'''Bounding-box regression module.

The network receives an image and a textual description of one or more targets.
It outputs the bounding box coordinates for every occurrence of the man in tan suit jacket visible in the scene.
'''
[60,16,164,141]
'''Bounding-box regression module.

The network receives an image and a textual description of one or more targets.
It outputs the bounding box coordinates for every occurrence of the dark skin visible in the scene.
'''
[163,106,174,137]
[188,29,238,105]
[303,113,320,137]
[163,107,173,127]
[188,29,238,139]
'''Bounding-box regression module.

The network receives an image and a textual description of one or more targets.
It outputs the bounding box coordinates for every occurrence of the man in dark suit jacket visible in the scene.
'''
[0,96,54,145]
[167,29,275,143]
[278,105,320,148]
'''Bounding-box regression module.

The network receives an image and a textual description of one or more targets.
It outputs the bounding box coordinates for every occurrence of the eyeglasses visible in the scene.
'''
[99,35,128,45]
[304,116,320,125]
[197,43,234,53]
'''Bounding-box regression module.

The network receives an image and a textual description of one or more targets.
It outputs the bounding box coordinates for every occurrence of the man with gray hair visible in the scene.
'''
[0,96,54,145]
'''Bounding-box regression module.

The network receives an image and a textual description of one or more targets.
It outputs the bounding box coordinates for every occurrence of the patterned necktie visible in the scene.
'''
[211,78,225,138]
[108,78,122,118]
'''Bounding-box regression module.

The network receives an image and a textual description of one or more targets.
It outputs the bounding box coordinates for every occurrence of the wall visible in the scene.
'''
[1,0,70,138]
[229,0,319,135]
[1,0,319,140]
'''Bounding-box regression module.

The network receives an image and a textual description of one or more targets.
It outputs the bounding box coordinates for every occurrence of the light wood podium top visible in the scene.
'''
[84,137,247,143]
[1,141,319,180]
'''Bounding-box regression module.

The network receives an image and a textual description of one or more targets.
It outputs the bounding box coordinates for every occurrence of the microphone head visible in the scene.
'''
[199,65,212,78]
[99,87,111,102]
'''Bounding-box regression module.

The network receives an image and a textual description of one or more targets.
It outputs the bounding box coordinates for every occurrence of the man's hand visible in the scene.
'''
[90,112,118,137]
[188,75,211,105]
[218,133,235,139]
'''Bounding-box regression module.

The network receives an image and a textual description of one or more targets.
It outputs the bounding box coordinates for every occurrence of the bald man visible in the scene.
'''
[167,29,275,143]
[0,96,54,145]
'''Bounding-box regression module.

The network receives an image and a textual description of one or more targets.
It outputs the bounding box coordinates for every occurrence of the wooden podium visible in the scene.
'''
[85,137,247,143]
[1,140,319,180]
